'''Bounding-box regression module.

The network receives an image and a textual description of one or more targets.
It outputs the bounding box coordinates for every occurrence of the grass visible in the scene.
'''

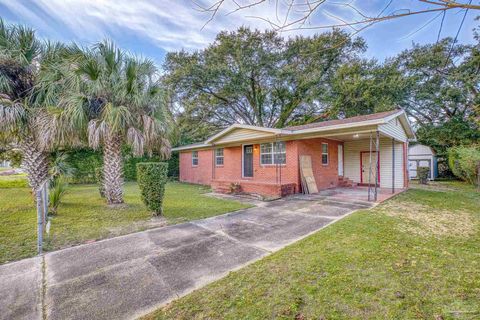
[145,181,480,320]
[0,181,249,264]
[0,173,28,188]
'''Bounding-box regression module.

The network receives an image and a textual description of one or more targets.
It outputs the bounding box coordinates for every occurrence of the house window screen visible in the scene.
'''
[260,142,286,165]
[215,148,224,166]
[321,143,328,165]
[192,151,198,166]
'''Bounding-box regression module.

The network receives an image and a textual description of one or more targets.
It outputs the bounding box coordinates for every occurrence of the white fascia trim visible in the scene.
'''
[289,118,385,135]
[171,144,211,152]
[204,124,286,144]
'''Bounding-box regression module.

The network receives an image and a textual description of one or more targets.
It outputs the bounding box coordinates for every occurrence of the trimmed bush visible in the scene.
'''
[417,166,430,184]
[448,145,480,185]
[137,162,169,215]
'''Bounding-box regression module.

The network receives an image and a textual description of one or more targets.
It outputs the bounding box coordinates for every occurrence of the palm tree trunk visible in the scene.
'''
[20,136,49,192]
[103,134,124,204]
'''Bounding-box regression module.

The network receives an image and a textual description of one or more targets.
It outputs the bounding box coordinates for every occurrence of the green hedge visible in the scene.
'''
[65,149,102,184]
[63,147,170,184]
[448,145,480,185]
[137,162,169,215]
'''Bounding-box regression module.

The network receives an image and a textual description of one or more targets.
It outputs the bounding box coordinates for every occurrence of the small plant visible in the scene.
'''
[95,167,105,198]
[137,162,168,215]
[417,166,430,184]
[229,182,241,194]
[48,153,74,214]
[49,177,68,215]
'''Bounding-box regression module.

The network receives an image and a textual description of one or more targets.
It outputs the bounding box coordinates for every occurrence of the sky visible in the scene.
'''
[0,0,478,67]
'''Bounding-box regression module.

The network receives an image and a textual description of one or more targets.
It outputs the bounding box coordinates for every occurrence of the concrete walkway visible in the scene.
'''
[0,194,373,320]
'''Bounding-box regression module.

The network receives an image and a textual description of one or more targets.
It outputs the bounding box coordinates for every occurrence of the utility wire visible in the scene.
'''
[436,10,446,43]
[444,0,472,68]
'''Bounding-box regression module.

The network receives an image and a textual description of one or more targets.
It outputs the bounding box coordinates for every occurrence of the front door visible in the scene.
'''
[361,151,379,184]
[243,145,253,178]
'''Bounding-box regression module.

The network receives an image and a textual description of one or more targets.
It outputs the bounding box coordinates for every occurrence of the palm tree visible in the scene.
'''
[59,41,170,204]
[0,20,66,192]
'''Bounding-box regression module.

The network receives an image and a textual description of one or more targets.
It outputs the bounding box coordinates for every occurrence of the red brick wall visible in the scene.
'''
[296,138,341,191]
[179,149,213,185]
[178,137,341,195]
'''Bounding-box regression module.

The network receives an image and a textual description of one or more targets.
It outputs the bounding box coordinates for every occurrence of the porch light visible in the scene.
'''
[353,134,359,138]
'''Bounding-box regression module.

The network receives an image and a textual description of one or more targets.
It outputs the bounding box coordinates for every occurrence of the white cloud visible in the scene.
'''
[2,0,472,58]
[0,0,342,52]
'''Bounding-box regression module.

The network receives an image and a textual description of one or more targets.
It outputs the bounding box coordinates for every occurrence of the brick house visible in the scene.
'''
[173,110,415,198]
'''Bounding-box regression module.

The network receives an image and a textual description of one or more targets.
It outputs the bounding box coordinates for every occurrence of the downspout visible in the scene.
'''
[374,130,379,201]
[392,138,395,194]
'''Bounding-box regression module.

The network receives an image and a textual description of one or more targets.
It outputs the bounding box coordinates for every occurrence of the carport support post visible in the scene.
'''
[392,138,395,194]
[374,130,379,201]
[368,132,372,201]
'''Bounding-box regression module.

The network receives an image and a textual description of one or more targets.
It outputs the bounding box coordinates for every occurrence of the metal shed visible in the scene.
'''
[408,144,438,180]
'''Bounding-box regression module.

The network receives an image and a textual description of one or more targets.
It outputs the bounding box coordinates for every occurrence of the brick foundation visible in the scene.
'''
[211,180,297,197]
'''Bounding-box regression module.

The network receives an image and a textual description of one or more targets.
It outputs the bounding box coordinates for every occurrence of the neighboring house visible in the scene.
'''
[173,110,416,197]
[408,144,438,180]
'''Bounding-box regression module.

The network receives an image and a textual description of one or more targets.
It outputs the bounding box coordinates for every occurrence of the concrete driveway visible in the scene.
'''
[0,194,372,320]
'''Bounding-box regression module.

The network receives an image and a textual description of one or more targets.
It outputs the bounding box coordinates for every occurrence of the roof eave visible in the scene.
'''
[171,144,211,152]
[204,124,284,144]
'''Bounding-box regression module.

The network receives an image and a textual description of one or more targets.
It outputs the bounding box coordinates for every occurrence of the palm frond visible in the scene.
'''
[0,98,27,130]
[126,127,145,156]
[101,102,132,134]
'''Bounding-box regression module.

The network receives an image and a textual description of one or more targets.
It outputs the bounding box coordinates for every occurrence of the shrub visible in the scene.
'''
[417,166,430,184]
[95,167,105,198]
[65,148,102,184]
[448,145,480,185]
[63,147,166,184]
[0,149,23,167]
[49,177,68,215]
[229,182,241,194]
[137,162,169,215]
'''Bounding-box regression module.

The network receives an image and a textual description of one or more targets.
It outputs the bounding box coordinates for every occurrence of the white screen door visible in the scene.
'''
[338,145,344,176]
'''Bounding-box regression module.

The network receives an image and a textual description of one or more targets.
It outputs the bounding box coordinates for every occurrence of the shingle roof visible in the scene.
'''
[285,109,401,131]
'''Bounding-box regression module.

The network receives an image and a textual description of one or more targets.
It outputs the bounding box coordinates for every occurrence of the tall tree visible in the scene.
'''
[163,27,365,134]
[327,59,407,118]
[395,38,479,126]
[0,20,65,192]
[57,41,170,204]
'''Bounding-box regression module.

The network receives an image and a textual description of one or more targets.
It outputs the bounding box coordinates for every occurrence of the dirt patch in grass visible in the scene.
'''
[379,201,475,238]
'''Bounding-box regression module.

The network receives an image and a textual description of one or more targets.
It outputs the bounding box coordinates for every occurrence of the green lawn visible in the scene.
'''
[145,181,480,320]
[0,181,249,264]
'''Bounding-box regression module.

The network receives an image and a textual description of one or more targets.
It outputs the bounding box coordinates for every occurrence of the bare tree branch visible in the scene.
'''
[196,0,480,32]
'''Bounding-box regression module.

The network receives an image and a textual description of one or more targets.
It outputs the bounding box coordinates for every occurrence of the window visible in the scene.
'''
[192,151,198,166]
[215,148,224,166]
[260,142,286,165]
[321,143,329,165]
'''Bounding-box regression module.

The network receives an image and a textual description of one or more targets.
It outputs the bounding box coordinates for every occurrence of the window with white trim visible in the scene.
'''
[321,143,329,165]
[192,151,198,166]
[260,142,286,165]
[215,148,224,166]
